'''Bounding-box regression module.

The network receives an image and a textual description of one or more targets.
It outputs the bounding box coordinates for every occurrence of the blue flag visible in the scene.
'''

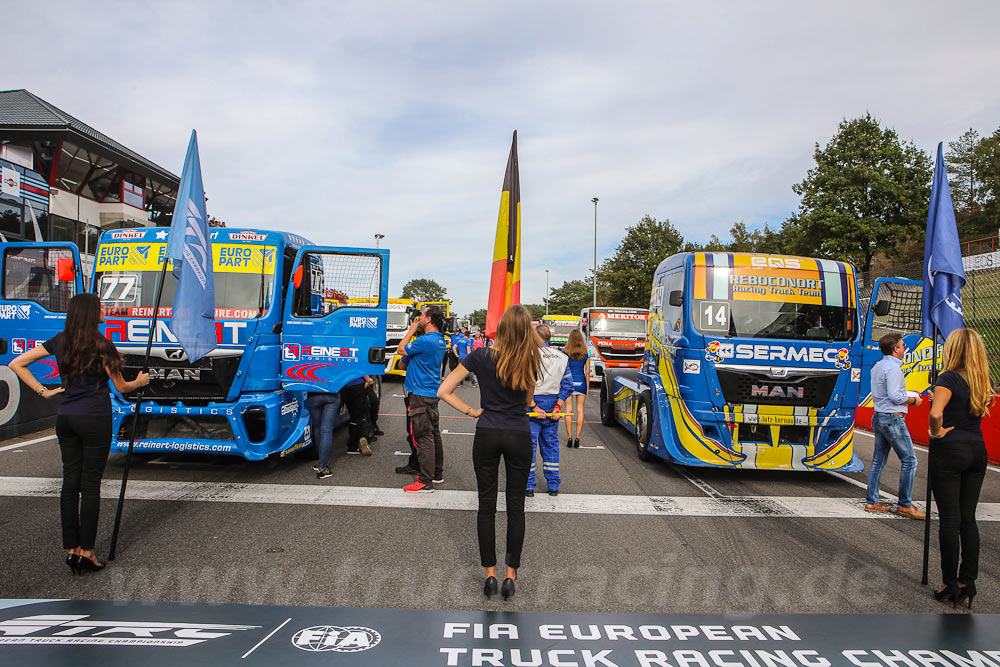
[921,142,965,341]
[164,130,215,362]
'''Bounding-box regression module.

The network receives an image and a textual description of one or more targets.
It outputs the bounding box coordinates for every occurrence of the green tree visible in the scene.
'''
[783,114,932,272]
[685,221,788,254]
[547,278,606,314]
[469,308,487,329]
[973,128,1000,238]
[599,215,685,308]
[401,278,449,303]
[946,129,981,215]
[523,303,547,320]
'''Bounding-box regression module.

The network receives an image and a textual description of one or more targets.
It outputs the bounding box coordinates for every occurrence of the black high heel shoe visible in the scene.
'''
[483,576,498,598]
[501,577,516,600]
[933,583,960,608]
[77,556,106,573]
[958,582,977,609]
[65,554,80,576]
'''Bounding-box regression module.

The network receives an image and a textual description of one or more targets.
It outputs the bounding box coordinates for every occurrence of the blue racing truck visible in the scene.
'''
[600,252,865,471]
[0,229,389,459]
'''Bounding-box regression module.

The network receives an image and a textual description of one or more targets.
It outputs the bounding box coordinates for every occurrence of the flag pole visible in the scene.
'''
[920,325,940,584]
[108,254,169,561]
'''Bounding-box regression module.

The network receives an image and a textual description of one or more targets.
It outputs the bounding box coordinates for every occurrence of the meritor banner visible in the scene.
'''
[0,599,995,666]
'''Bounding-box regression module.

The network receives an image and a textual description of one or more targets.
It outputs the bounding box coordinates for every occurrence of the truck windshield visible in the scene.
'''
[387,310,409,327]
[95,269,275,320]
[589,315,647,335]
[694,299,855,341]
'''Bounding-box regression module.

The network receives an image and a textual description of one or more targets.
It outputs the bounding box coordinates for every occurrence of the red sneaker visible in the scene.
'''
[403,480,434,493]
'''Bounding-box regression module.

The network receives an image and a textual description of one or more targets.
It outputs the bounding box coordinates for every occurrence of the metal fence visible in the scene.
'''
[858,239,1000,383]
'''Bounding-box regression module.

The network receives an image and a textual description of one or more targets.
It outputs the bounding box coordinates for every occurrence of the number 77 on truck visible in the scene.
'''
[599,252,865,471]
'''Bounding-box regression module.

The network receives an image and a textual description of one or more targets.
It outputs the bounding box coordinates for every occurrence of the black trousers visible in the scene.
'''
[56,414,112,550]
[408,394,443,484]
[341,383,369,449]
[366,382,380,432]
[472,427,532,569]
[930,439,988,585]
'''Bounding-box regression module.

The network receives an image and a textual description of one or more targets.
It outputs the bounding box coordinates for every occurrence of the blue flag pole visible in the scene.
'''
[109,130,214,559]
[919,142,966,585]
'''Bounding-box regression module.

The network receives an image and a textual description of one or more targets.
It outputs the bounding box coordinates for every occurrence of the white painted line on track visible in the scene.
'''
[825,470,895,501]
[671,464,725,499]
[854,429,1000,474]
[0,434,56,453]
[441,429,475,436]
[393,451,410,456]
[4,475,986,519]
[241,617,291,659]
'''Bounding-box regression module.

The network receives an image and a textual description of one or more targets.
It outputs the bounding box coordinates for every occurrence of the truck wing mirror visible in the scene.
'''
[873,300,891,317]
[56,258,75,282]
[668,290,683,307]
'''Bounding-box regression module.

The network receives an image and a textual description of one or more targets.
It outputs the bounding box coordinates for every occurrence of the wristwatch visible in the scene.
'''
[36,386,45,396]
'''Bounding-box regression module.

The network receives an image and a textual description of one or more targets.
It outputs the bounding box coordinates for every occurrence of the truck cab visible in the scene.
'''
[601,252,864,471]
[579,306,648,383]
[91,227,389,460]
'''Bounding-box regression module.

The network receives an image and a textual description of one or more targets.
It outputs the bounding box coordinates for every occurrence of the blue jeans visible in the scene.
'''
[307,393,341,468]
[867,412,917,507]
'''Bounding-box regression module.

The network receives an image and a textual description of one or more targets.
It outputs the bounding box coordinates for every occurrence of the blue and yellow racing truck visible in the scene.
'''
[0,229,389,459]
[600,252,866,471]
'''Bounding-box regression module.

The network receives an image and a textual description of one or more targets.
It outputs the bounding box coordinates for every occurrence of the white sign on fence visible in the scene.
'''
[963,250,1000,273]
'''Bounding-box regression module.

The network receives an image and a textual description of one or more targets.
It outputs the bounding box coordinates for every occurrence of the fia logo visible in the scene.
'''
[282,344,300,361]
[291,625,381,653]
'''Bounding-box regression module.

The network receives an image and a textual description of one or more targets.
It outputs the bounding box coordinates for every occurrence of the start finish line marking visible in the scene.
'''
[1,476,998,520]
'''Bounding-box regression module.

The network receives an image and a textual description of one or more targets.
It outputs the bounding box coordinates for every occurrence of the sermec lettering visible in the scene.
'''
[301,345,359,358]
[733,344,839,364]
[750,256,801,269]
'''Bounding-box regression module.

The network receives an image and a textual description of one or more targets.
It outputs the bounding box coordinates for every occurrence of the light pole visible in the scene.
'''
[374,233,384,248]
[591,197,599,307]
[545,269,549,315]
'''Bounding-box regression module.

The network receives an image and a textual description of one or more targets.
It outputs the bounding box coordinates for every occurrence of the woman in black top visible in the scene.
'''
[438,305,540,600]
[10,293,148,574]
[928,328,992,608]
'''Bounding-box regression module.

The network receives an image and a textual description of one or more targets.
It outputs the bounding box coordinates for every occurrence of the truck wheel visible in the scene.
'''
[599,378,616,426]
[635,393,655,462]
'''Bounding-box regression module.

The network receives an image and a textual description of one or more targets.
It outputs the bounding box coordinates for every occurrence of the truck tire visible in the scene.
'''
[635,392,655,462]
[599,373,617,426]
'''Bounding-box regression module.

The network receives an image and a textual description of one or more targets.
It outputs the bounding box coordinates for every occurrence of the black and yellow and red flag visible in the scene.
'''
[486,131,521,339]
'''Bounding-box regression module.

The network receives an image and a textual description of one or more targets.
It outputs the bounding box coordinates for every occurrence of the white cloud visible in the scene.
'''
[7,0,1000,313]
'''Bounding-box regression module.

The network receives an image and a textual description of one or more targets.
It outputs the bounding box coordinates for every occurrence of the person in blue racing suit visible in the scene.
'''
[526,325,573,497]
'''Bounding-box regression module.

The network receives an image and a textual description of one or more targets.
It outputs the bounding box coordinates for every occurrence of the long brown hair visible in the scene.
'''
[60,293,122,381]
[563,329,588,360]
[491,305,540,392]
[941,328,993,417]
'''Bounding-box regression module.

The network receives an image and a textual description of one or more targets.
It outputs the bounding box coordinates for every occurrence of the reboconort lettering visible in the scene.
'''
[729,275,820,289]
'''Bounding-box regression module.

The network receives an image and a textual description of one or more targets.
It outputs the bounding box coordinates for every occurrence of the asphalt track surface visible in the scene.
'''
[0,379,997,615]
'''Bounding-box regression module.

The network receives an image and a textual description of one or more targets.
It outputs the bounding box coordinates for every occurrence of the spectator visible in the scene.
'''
[307,392,341,478]
[341,375,373,456]
[928,328,992,608]
[367,379,383,438]
[562,329,591,448]
[396,305,447,492]
[526,325,573,497]
[438,304,540,600]
[865,333,925,518]
[9,293,149,574]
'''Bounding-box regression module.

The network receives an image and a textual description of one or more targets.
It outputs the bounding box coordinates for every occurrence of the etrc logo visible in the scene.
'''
[291,625,381,653]
[0,614,258,647]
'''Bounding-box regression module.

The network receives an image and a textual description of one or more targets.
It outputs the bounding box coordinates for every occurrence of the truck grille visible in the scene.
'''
[122,354,241,403]
[599,350,643,362]
[716,368,837,407]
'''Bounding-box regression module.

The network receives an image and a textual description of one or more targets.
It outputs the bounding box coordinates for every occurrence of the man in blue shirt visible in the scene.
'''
[396,305,447,493]
[865,333,925,518]
[453,327,475,387]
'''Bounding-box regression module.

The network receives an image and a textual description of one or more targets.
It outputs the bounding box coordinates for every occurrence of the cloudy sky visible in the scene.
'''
[8,1,1000,315]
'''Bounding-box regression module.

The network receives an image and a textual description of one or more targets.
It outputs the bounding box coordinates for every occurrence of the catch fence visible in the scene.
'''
[857,236,1000,384]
